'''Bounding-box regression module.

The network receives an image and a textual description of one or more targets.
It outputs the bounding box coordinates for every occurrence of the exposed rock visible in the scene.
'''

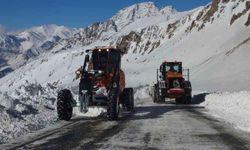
[198,23,205,31]
[245,13,250,26]
[116,24,163,54]
[231,14,240,25]
[148,40,160,54]
[23,83,44,96]
[116,31,141,54]
[186,21,197,32]
[167,21,179,39]
[202,0,221,22]
[226,36,250,56]
[196,11,204,21]
[222,0,230,3]
[60,19,117,50]
[246,1,250,10]
[230,1,250,25]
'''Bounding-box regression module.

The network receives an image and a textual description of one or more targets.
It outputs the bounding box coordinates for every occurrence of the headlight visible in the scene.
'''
[76,71,81,75]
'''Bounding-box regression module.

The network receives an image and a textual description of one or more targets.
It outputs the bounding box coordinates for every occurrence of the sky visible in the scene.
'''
[0,0,212,31]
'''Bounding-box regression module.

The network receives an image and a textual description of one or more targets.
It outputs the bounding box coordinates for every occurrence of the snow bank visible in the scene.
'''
[200,91,250,132]
[0,82,58,144]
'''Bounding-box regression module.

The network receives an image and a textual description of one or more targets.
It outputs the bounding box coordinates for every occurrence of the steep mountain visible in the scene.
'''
[112,2,166,30]
[0,0,250,142]
[0,34,21,52]
[0,25,77,72]
[1,0,250,91]
[0,25,6,41]
[17,24,76,52]
[52,2,177,52]
[0,31,20,76]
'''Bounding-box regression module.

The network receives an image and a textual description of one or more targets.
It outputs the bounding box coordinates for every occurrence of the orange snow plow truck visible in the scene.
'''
[56,47,134,121]
[153,61,192,104]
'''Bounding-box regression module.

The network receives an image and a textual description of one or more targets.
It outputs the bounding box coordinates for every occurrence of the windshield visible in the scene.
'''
[165,63,182,73]
[92,50,120,72]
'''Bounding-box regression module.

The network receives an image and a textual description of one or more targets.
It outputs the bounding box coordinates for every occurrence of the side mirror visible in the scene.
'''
[160,65,164,72]
[85,54,90,62]
[83,54,90,71]
[85,49,91,53]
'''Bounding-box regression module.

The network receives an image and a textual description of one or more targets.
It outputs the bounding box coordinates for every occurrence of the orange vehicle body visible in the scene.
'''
[165,71,185,98]
[165,72,183,78]
[94,69,125,92]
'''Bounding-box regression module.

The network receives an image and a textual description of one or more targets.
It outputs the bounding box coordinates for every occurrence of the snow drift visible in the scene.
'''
[200,91,250,132]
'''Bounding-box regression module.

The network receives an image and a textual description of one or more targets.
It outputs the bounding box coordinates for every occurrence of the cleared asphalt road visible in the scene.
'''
[2,97,250,150]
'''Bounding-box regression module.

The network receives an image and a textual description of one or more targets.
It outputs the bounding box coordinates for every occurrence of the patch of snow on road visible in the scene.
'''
[73,107,106,117]
[134,86,151,100]
[200,91,250,132]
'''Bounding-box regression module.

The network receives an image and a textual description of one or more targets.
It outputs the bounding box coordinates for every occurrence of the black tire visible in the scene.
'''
[175,97,185,104]
[183,81,192,104]
[175,95,192,104]
[159,89,165,103]
[154,84,164,103]
[122,88,134,111]
[153,84,158,103]
[175,98,181,104]
[57,89,73,121]
[185,95,192,104]
[107,89,119,121]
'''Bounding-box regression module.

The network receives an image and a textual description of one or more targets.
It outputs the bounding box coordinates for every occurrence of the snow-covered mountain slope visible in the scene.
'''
[52,2,177,51]
[0,0,250,143]
[0,25,77,72]
[117,0,250,92]
[0,25,6,42]
[111,2,176,30]
[17,24,76,52]
[1,0,250,100]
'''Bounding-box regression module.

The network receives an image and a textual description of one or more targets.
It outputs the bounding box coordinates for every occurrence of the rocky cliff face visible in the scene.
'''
[115,25,162,54]
[52,2,177,53]
[43,0,250,58]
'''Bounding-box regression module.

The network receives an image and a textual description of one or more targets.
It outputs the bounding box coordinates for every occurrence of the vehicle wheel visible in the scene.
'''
[159,92,165,103]
[153,84,158,103]
[175,98,181,104]
[175,97,184,104]
[185,95,192,104]
[57,89,73,121]
[107,89,119,121]
[183,81,192,104]
[122,88,134,111]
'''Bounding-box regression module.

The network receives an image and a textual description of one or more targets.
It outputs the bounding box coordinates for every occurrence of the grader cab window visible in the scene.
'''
[92,49,121,72]
[165,63,182,73]
[165,66,171,72]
